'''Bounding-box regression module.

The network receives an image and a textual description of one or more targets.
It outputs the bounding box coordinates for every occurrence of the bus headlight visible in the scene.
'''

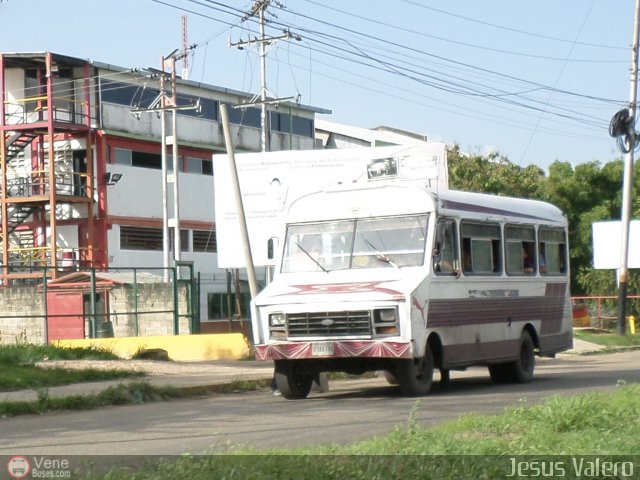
[373,308,399,336]
[376,308,397,322]
[269,313,286,327]
[269,313,286,340]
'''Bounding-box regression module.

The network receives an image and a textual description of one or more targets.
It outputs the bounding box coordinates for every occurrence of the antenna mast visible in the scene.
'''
[181,15,189,80]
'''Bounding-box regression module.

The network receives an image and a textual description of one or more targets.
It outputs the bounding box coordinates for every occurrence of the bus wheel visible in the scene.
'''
[382,370,399,385]
[488,331,535,384]
[396,347,434,396]
[274,360,313,400]
[511,330,535,383]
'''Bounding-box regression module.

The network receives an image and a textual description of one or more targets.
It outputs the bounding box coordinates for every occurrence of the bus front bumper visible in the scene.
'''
[255,340,412,360]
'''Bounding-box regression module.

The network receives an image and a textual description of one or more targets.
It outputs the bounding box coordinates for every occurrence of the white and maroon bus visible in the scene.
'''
[251,182,572,399]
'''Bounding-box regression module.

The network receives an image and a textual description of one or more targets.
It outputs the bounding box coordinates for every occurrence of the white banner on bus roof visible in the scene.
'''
[213,144,448,268]
[592,220,640,269]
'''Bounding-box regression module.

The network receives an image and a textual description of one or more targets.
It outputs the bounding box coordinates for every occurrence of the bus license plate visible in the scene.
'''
[312,342,334,357]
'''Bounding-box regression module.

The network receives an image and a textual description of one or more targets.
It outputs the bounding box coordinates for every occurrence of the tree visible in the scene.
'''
[448,145,544,198]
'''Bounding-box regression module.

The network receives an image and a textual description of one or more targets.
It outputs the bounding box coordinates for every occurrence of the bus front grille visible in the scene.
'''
[287,311,372,337]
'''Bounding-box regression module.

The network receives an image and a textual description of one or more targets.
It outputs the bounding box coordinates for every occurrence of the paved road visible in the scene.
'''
[1,350,638,459]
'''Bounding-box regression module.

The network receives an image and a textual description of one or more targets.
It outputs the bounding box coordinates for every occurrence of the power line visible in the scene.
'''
[300,0,627,64]
[151,1,621,138]
[268,2,622,105]
[398,0,627,51]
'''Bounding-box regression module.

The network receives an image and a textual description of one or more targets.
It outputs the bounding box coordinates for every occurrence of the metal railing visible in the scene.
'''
[572,296,640,329]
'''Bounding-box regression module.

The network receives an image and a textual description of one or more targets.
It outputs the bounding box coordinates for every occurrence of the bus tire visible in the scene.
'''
[396,346,434,396]
[488,331,535,384]
[274,360,313,400]
[511,330,536,383]
[382,370,399,385]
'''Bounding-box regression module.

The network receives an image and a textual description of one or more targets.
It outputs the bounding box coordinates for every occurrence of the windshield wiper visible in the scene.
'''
[295,242,328,273]
[376,253,399,269]
[362,238,399,269]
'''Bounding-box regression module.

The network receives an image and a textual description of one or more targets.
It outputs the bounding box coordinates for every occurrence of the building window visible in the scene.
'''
[225,105,261,128]
[101,79,220,121]
[177,96,219,121]
[114,148,132,165]
[185,157,201,174]
[132,151,162,170]
[270,112,314,138]
[193,230,217,253]
[101,79,158,108]
[207,292,250,319]
[169,228,189,252]
[120,226,163,251]
[202,159,213,175]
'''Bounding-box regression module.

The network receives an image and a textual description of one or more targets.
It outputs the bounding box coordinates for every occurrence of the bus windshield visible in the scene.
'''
[281,214,429,273]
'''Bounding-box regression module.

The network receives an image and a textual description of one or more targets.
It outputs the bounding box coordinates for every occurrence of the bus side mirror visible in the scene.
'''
[267,237,279,260]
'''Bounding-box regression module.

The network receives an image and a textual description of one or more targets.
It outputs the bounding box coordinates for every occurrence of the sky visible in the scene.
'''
[0,0,636,170]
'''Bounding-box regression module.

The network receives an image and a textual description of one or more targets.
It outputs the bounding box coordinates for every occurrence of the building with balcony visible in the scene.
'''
[0,51,329,329]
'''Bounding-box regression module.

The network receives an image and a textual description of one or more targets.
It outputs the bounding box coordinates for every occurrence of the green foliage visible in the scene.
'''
[0,343,141,392]
[0,344,118,365]
[574,329,640,347]
[0,382,185,417]
[0,364,144,392]
[448,145,545,198]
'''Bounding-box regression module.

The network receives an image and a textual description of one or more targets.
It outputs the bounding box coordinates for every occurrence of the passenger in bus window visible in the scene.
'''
[523,244,535,274]
[462,238,472,273]
[538,244,547,273]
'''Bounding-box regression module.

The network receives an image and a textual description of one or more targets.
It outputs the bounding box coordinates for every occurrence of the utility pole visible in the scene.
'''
[131,50,198,280]
[229,0,301,297]
[230,0,301,152]
[616,0,640,335]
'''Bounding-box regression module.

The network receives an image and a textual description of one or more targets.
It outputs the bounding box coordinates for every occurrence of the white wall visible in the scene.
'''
[106,164,215,221]
[106,164,236,321]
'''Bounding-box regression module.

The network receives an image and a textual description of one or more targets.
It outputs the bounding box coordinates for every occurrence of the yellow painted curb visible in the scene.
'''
[55,333,250,361]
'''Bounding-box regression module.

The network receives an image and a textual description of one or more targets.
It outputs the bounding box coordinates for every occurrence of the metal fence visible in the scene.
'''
[571,295,640,330]
[0,264,199,345]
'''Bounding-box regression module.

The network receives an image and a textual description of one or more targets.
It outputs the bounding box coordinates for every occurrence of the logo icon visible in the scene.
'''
[7,456,30,479]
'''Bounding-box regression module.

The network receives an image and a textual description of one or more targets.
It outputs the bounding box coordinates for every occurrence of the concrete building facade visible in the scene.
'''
[0,51,329,332]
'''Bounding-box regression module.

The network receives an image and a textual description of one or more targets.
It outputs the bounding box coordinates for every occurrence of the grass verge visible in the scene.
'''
[0,364,144,392]
[0,378,271,417]
[0,382,185,417]
[84,383,640,479]
[574,328,640,349]
[0,344,143,392]
[0,344,120,364]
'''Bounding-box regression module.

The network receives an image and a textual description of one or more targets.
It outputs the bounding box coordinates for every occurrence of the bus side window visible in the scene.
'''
[538,227,567,275]
[505,225,536,275]
[461,222,502,275]
[433,219,457,274]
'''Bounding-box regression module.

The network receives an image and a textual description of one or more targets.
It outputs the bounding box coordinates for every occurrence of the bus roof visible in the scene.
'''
[286,182,565,226]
